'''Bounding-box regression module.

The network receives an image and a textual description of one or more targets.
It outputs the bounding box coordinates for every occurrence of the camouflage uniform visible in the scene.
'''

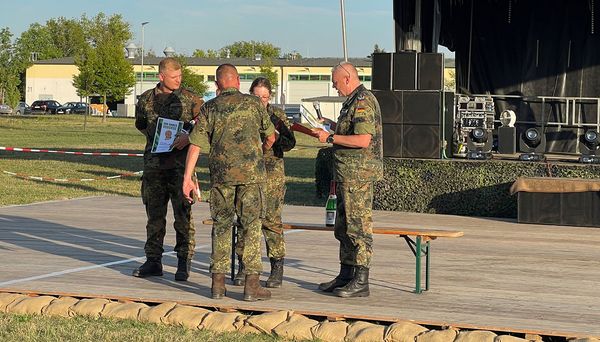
[332,84,383,267]
[135,84,203,261]
[189,87,274,275]
[236,105,296,259]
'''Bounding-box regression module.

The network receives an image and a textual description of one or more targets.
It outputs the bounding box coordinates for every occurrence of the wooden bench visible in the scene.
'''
[202,219,463,294]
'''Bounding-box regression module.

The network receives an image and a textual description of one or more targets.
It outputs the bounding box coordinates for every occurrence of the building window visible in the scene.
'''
[208,75,216,82]
[358,75,372,82]
[288,74,330,81]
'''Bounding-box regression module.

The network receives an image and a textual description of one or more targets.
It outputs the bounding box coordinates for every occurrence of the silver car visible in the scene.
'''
[14,102,30,115]
[0,103,12,115]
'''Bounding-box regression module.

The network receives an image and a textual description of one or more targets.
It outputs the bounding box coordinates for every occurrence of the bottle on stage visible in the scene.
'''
[325,180,337,227]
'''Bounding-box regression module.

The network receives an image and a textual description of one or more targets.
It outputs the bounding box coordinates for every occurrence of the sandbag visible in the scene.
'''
[456,330,498,342]
[311,320,349,342]
[43,297,79,317]
[346,321,386,342]
[417,329,458,342]
[0,293,27,312]
[245,310,293,334]
[495,335,532,342]
[162,304,210,329]
[138,302,178,324]
[200,311,245,333]
[71,298,111,318]
[101,302,149,320]
[272,314,319,341]
[8,295,55,315]
[385,321,429,342]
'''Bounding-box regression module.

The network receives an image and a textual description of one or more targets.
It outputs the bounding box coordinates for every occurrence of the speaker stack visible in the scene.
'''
[372,52,449,159]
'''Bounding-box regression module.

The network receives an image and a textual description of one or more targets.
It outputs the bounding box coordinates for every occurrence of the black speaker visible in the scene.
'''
[372,53,393,90]
[392,51,417,90]
[498,126,517,154]
[417,53,444,90]
[373,90,402,124]
[402,91,441,125]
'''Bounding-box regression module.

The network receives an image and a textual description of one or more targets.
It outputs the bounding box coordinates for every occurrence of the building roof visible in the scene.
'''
[35,56,374,68]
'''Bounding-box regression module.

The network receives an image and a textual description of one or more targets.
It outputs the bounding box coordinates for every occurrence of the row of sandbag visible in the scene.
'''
[0,292,593,342]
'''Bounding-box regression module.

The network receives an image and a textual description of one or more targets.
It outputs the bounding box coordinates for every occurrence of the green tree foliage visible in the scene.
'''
[192,49,221,58]
[259,58,279,89]
[0,28,20,107]
[222,41,281,59]
[175,55,208,97]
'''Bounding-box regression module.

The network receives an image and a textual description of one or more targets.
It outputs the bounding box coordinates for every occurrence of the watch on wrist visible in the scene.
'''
[326,134,335,144]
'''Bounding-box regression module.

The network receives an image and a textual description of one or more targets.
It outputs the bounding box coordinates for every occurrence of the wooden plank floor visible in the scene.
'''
[1,196,599,337]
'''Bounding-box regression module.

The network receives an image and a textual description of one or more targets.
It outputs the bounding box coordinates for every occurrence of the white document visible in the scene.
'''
[151,117,184,153]
[300,109,329,132]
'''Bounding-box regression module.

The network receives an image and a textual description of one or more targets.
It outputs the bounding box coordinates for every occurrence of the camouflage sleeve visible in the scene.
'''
[353,92,377,135]
[135,96,147,131]
[259,103,275,137]
[272,106,296,152]
[189,102,208,146]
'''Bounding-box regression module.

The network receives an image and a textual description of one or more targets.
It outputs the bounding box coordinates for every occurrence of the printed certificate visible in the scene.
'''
[151,117,184,153]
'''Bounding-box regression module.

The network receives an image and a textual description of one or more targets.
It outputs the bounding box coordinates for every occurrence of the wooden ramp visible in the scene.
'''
[0,196,599,337]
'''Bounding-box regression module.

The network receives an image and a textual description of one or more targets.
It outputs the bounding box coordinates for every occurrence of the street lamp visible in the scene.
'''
[140,21,149,95]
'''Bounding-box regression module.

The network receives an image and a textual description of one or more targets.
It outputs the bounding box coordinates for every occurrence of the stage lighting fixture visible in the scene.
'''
[466,127,493,160]
[579,129,600,164]
[519,127,546,162]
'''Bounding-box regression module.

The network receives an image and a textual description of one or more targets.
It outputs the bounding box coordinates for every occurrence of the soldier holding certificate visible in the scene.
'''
[133,57,204,282]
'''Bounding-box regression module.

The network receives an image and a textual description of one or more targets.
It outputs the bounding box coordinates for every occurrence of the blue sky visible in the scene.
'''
[1,0,400,58]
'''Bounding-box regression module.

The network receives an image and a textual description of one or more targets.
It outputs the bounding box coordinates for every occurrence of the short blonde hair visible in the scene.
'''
[159,57,181,73]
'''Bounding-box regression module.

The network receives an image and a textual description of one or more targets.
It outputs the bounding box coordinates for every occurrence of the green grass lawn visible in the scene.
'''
[0,114,326,207]
[0,312,311,342]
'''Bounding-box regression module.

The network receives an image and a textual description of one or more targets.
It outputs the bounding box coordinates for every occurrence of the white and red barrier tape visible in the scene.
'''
[3,170,143,183]
[0,146,143,157]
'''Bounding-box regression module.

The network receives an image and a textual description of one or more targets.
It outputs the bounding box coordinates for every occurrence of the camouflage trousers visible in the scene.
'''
[235,165,286,259]
[210,183,264,274]
[335,181,374,267]
[141,168,195,260]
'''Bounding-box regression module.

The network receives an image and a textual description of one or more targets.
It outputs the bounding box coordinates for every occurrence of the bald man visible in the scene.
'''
[183,63,276,301]
[312,62,383,298]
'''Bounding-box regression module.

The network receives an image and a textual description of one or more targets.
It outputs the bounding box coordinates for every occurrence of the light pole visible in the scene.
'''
[340,0,348,62]
[140,21,149,95]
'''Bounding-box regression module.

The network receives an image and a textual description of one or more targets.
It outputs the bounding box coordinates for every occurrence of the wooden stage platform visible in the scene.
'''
[0,196,599,337]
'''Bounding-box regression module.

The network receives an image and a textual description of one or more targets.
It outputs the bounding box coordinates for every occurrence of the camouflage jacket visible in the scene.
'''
[189,88,275,186]
[135,84,203,170]
[333,84,383,182]
[264,104,296,160]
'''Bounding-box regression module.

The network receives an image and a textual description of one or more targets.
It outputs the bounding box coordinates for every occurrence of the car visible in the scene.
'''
[56,102,89,114]
[13,102,30,115]
[0,103,12,115]
[30,100,62,114]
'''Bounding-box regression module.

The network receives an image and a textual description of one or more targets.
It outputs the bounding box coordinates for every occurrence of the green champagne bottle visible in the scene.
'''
[325,180,337,227]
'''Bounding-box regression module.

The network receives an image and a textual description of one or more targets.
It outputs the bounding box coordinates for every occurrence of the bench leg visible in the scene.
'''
[403,235,430,294]
[231,224,237,281]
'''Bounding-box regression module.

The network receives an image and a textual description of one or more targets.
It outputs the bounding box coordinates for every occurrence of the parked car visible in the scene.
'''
[30,100,62,114]
[56,102,89,114]
[13,102,30,115]
[0,103,12,115]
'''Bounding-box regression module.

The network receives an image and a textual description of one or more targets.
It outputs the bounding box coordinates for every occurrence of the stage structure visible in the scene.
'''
[392,0,600,155]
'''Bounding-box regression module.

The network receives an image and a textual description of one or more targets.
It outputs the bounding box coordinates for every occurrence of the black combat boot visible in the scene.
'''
[318,264,354,292]
[132,257,163,277]
[233,255,246,286]
[332,266,370,298]
[243,274,271,301]
[265,258,284,288]
[212,273,226,299]
[175,258,191,281]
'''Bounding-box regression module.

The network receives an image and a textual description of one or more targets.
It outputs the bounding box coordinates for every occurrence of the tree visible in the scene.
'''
[0,28,20,107]
[222,41,281,59]
[259,58,279,90]
[175,55,208,97]
[192,49,221,58]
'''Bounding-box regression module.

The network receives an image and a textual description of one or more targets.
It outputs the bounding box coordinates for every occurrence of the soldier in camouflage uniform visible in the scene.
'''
[183,64,276,301]
[312,62,383,298]
[133,57,204,282]
[233,77,296,288]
